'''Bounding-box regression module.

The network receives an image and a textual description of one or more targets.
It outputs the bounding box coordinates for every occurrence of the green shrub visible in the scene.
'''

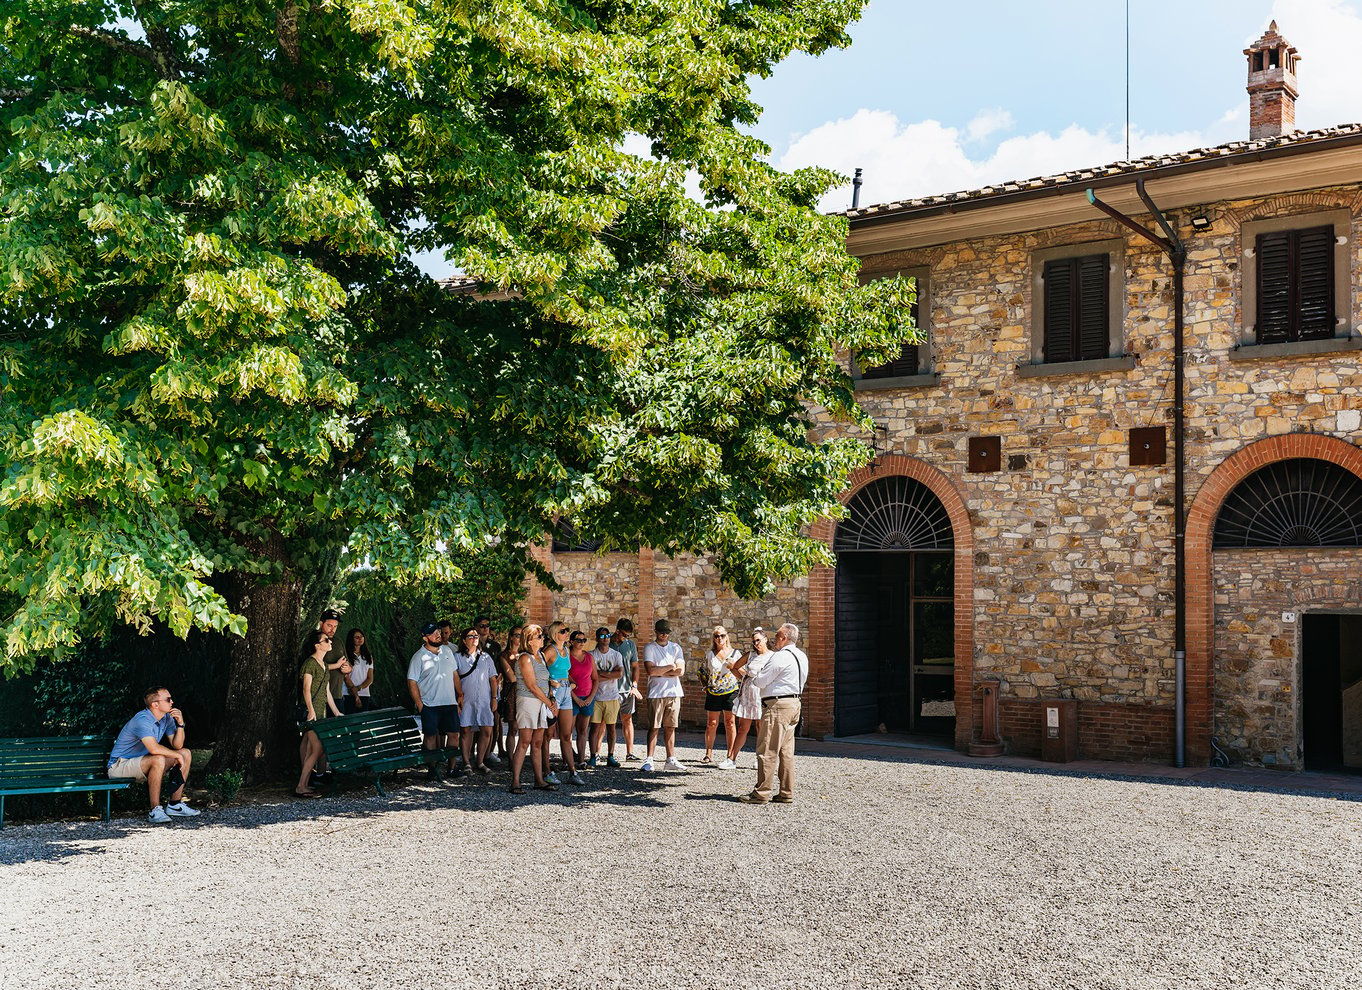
[205,769,244,804]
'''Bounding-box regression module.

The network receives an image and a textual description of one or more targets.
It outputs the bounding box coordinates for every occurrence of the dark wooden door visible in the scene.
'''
[835,552,954,737]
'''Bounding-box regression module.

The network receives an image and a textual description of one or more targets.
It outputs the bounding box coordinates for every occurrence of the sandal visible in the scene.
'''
[293,789,322,799]
[508,786,525,795]
[533,782,557,791]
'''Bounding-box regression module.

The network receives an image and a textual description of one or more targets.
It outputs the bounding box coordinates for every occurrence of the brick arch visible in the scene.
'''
[1184,433,1362,764]
[1221,190,1357,226]
[806,455,976,749]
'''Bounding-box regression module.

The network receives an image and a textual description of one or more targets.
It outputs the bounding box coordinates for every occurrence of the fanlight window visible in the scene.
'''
[1213,458,1362,548]
[834,476,953,552]
[552,520,603,553]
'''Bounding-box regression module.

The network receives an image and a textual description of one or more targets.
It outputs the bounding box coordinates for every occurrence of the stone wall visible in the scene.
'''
[1212,548,1362,766]
[854,185,1362,760]
[536,183,1362,764]
[548,552,640,635]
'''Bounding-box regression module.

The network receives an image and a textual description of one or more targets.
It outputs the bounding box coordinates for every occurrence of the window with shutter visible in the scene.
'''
[1043,254,1109,363]
[1255,225,1334,344]
[858,271,927,381]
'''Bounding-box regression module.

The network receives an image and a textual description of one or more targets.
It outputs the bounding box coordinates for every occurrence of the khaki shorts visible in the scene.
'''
[590,698,621,725]
[649,696,681,729]
[515,699,549,730]
[107,756,148,781]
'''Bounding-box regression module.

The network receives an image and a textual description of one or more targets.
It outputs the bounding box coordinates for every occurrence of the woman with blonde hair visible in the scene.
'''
[700,625,741,764]
[510,624,556,793]
[724,626,769,769]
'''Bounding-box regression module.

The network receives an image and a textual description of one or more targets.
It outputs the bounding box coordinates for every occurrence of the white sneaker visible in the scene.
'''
[485,754,502,766]
[640,759,654,772]
[570,772,586,785]
[545,772,560,784]
[165,801,200,818]
[148,806,172,824]
[664,757,688,772]
[717,758,737,770]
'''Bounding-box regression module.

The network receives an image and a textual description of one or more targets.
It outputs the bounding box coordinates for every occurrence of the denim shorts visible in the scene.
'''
[573,700,594,718]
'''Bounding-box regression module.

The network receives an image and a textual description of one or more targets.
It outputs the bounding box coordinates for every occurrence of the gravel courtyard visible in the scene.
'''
[2,742,1359,990]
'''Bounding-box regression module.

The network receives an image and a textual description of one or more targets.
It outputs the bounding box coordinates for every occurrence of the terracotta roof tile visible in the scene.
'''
[843,123,1362,221]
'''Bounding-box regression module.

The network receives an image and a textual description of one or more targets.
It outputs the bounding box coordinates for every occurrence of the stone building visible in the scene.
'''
[530,23,1362,770]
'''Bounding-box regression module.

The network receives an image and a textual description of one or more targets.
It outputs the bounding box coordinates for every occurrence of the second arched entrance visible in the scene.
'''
[833,475,956,737]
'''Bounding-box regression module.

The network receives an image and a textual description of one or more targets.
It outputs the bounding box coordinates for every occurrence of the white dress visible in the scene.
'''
[733,651,766,721]
[457,651,496,727]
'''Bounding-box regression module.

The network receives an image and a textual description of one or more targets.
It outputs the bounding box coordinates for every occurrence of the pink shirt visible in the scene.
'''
[569,653,595,700]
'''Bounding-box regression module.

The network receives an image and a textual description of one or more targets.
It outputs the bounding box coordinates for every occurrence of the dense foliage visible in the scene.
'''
[1,2,912,765]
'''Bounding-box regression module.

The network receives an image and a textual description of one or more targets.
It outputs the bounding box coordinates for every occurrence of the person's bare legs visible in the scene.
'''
[621,712,635,758]
[295,734,323,793]
[729,717,755,762]
[704,710,720,760]
[721,710,735,761]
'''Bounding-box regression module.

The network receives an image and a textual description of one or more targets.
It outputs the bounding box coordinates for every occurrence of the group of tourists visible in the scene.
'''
[107,607,809,824]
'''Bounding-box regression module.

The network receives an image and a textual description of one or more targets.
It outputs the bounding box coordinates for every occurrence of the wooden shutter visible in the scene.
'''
[1296,226,1334,340]
[1044,253,1108,363]
[1043,258,1075,363]
[1256,225,1334,344]
[1256,231,1294,345]
[1077,254,1109,360]
[860,295,920,379]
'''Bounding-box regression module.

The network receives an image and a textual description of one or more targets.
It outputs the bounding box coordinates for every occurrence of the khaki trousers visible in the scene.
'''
[754,697,800,800]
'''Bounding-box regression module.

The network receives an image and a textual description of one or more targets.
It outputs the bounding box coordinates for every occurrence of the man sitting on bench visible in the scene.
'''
[108,687,201,824]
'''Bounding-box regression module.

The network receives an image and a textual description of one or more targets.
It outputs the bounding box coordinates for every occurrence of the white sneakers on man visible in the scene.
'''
[664,757,688,772]
[640,759,654,772]
[165,801,200,817]
[147,806,172,824]
[717,758,737,770]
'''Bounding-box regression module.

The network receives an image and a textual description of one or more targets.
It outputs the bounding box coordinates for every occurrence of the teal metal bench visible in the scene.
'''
[312,708,427,796]
[0,736,132,827]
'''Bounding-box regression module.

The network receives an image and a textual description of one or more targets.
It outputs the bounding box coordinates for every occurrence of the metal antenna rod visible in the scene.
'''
[1126,0,1131,160]
[851,168,863,209]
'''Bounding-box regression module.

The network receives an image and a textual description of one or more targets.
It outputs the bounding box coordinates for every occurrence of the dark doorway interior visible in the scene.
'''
[834,551,954,737]
[1302,613,1362,772]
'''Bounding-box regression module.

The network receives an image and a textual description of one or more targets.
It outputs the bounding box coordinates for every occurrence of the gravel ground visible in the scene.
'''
[2,741,1360,990]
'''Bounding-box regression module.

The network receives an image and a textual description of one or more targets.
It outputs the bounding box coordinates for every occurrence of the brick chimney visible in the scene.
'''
[1245,21,1299,140]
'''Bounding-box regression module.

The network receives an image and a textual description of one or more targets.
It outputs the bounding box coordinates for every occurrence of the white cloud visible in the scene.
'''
[1267,0,1362,129]
[779,2,1362,214]
[781,110,1224,213]
[966,108,1014,143]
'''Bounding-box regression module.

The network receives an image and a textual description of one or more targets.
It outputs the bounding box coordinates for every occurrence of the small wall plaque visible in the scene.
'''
[968,435,1001,473]
[1129,426,1166,466]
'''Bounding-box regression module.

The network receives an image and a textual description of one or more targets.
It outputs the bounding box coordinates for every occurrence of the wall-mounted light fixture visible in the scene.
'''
[1189,215,1211,230]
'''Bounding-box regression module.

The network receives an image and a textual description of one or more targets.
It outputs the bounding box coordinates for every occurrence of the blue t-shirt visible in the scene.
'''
[108,709,176,767]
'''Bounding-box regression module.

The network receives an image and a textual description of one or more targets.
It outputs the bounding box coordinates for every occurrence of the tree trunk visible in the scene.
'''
[206,530,302,780]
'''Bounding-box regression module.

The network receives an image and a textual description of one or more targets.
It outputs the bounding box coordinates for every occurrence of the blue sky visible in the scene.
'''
[752,0,1362,211]
[418,0,1362,274]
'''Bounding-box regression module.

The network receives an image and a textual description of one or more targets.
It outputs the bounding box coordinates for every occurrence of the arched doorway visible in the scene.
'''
[833,475,955,737]
[1210,456,1362,771]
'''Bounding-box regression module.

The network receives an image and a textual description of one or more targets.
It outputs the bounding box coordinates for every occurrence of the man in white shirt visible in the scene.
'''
[587,627,624,768]
[738,622,808,804]
[407,622,465,779]
[642,619,687,772]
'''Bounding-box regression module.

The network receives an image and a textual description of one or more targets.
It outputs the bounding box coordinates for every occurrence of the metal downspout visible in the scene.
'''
[1085,185,1187,768]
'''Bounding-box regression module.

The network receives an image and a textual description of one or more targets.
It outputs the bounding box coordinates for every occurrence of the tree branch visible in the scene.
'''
[68,24,160,69]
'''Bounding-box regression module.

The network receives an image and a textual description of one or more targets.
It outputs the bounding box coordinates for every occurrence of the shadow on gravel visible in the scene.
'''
[791,741,1362,803]
[0,770,687,864]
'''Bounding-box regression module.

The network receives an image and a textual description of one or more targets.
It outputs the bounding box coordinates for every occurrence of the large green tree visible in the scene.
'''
[0,1,913,773]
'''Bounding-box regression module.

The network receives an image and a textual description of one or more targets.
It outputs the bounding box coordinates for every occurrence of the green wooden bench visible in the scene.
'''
[312,708,429,796]
[0,736,132,827]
